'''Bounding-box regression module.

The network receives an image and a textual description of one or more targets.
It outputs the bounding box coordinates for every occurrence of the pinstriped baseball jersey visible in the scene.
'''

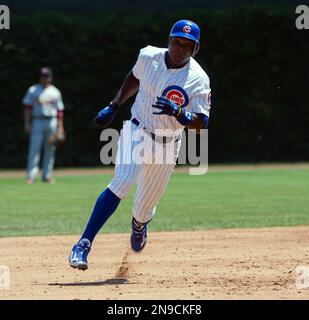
[131,45,211,135]
[109,45,211,223]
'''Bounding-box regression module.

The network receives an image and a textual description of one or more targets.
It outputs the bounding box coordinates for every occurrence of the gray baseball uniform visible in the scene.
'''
[22,83,64,180]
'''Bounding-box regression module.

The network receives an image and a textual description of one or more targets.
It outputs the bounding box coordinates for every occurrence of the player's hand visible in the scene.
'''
[152,96,181,117]
[93,102,118,129]
[49,130,66,147]
[56,126,64,136]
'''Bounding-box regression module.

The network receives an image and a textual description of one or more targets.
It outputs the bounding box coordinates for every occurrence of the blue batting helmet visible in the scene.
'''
[169,20,200,55]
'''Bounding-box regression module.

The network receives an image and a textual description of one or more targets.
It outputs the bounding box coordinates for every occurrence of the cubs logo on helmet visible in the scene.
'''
[169,20,200,44]
[183,25,191,33]
[162,85,189,108]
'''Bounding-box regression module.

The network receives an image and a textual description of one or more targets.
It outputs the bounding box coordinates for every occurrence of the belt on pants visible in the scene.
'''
[32,116,56,120]
[131,118,177,144]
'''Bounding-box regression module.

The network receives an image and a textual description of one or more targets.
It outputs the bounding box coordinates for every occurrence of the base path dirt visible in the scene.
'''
[1,226,309,300]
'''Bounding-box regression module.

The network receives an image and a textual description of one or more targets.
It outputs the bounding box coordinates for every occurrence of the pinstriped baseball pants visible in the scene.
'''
[108,120,181,223]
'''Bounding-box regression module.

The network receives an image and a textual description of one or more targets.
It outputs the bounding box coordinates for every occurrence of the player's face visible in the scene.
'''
[168,37,195,66]
[39,75,53,86]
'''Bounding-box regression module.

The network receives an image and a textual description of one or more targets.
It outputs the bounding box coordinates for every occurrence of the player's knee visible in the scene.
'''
[108,177,134,199]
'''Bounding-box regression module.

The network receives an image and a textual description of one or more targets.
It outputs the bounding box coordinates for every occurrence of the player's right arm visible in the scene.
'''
[94,71,139,128]
[112,71,139,108]
[22,86,35,134]
[112,45,150,107]
[94,50,142,128]
[24,107,32,134]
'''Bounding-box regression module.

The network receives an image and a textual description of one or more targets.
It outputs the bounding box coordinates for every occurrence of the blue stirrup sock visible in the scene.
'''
[80,188,121,243]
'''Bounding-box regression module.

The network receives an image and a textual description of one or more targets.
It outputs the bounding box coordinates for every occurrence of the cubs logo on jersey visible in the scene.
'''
[162,85,189,108]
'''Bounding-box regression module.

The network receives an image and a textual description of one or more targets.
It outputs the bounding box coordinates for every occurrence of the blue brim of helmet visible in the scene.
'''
[169,32,200,44]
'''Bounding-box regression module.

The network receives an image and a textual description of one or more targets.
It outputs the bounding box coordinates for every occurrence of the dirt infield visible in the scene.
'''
[1,226,309,300]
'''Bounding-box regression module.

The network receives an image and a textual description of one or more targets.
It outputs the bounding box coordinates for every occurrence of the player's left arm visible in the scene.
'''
[56,91,65,134]
[153,77,211,133]
[152,96,210,133]
[184,112,208,132]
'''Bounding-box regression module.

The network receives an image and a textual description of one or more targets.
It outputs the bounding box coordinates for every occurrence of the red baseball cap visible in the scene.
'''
[39,67,53,77]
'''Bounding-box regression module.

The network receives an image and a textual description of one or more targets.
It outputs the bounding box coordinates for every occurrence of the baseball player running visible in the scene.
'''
[23,67,65,184]
[69,20,211,270]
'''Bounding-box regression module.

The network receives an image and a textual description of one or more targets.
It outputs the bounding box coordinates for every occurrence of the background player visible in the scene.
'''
[23,67,65,184]
[69,20,211,270]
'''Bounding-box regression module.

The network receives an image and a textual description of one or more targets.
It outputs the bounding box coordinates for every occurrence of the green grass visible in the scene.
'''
[0,168,309,237]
